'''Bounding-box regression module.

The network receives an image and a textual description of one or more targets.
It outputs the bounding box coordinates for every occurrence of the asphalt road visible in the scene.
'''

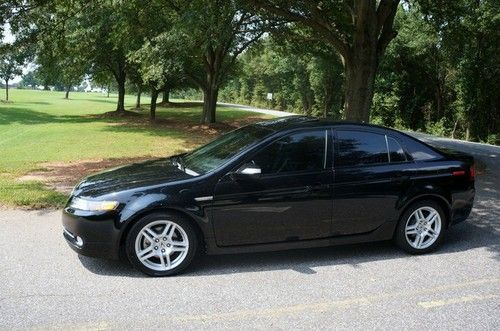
[1,136,499,330]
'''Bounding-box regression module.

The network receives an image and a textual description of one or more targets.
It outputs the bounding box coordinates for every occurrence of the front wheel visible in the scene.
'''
[126,212,198,276]
[394,201,446,254]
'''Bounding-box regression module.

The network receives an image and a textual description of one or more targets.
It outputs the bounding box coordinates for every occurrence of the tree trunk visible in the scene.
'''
[451,119,459,139]
[202,87,218,123]
[343,60,377,122]
[5,79,9,101]
[64,86,70,99]
[324,85,335,119]
[162,88,170,103]
[107,84,110,98]
[343,4,379,124]
[135,86,142,109]
[150,89,159,121]
[116,72,126,112]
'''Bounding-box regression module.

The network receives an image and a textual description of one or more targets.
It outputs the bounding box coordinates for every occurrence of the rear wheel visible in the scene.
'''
[126,212,198,276]
[395,201,446,254]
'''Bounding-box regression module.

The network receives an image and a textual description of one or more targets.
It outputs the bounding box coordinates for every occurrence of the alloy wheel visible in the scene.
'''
[134,220,189,271]
[404,206,442,250]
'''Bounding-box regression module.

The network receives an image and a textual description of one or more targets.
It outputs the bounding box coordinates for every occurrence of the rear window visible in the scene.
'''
[336,131,389,166]
[407,140,443,161]
[387,137,407,163]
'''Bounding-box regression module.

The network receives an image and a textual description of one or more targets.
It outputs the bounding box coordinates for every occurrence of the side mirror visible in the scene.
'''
[232,163,262,180]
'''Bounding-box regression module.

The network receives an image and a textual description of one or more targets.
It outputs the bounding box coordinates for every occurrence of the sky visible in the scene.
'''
[3,23,26,83]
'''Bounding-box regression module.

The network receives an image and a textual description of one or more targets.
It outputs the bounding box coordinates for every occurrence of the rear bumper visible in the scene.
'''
[450,187,475,225]
[62,208,121,260]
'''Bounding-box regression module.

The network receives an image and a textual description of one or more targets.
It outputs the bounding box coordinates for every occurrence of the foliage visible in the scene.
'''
[220,37,344,118]
[0,43,24,100]
[2,0,498,142]
[18,71,40,89]
[246,0,400,122]
[372,1,499,142]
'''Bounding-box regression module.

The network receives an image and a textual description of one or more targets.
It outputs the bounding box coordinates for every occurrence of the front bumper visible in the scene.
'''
[62,208,121,260]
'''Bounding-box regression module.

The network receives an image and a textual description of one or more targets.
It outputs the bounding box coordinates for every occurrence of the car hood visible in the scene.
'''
[72,158,192,197]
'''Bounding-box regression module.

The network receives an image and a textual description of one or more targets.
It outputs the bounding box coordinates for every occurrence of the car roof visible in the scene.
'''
[252,115,398,133]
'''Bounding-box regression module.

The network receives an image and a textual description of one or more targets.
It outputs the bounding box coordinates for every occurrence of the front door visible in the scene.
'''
[211,129,333,246]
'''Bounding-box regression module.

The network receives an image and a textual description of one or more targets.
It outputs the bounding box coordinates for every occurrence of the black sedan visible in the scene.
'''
[62,116,475,276]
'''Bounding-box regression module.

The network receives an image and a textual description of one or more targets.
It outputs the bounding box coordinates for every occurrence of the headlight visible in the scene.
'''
[70,197,119,211]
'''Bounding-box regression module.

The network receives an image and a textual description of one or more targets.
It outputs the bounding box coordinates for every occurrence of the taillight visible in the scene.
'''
[469,164,475,179]
[452,170,466,177]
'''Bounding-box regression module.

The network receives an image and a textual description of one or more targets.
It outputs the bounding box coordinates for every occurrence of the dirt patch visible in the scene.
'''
[18,156,153,194]
[89,112,267,138]
[157,101,203,108]
[100,110,143,117]
[16,113,268,195]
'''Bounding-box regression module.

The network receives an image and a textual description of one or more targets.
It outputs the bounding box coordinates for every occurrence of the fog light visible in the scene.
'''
[75,236,84,247]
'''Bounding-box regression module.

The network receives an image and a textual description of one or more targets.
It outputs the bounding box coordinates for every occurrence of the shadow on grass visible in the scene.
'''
[0,103,259,126]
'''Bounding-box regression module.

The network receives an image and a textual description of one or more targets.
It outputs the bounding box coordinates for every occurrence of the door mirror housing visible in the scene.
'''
[232,163,262,180]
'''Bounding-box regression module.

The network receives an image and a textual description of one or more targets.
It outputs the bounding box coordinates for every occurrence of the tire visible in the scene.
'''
[394,200,446,254]
[126,212,198,276]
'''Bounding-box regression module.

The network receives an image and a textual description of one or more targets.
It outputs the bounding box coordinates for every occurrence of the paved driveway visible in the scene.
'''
[0,136,499,330]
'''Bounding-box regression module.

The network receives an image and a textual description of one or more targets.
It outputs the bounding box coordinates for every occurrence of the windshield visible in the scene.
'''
[178,125,273,175]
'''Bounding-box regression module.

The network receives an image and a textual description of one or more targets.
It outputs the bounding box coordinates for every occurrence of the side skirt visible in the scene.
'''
[205,221,397,255]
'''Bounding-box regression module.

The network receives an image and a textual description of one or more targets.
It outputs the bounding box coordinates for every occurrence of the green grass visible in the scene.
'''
[0,89,271,208]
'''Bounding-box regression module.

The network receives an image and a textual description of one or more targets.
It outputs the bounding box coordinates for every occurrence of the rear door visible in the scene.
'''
[332,129,413,235]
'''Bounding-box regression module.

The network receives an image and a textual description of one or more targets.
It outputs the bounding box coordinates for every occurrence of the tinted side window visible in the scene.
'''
[336,131,388,167]
[252,130,326,174]
[387,137,407,162]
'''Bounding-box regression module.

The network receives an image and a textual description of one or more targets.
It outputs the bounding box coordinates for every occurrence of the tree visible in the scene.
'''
[247,0,400,122]
[130,32,189,121]
[219,37,344,118]
[171,0,268,123]
[10,0,145,111]
[19,71,40,89]
[419,0,499,143]
[0,45,23,101]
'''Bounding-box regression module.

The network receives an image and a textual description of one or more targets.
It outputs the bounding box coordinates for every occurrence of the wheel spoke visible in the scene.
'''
[416,209,425,222]
[141,229,156,243]
[426,227,437,236]
[413,234,423,248]
[139,249,156,261]
[159,253,166,268]
[425,210,436,221]
[427,213,438,226]
[160,223,172,237]
[165,253,171,268]
[167,224,177,239]
[406,224,418,234]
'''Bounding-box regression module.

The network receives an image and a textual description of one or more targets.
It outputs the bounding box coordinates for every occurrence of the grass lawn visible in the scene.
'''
[0,89,272,208]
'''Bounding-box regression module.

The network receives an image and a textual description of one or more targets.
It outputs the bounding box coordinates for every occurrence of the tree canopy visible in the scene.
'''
[2,0,498,143]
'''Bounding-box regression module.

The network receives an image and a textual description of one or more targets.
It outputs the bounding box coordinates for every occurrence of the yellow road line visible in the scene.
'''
[170,277,500,323]
[173,297,370,323]
[418,294,499,309]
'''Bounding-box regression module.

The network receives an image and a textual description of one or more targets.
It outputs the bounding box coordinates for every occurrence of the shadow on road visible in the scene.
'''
[78,215,499,278]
